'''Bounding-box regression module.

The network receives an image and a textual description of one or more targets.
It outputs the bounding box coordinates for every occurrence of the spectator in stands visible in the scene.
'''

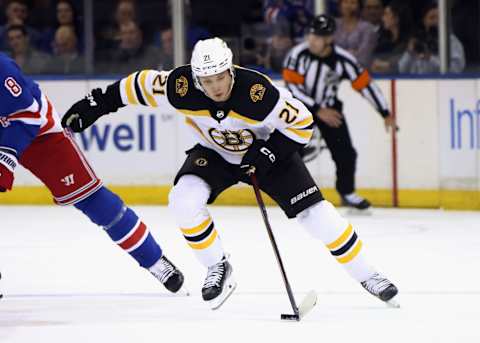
[108,20,161,74]
[0,0,41,50]
[264,24,293,72]
[398,2,465,74]
[153,2,211,55]
[56,0,77,28]
[158,27,173,70]
[3,0,28,24]
[41,0,82,53]
[6,24,48,74]
[264,0,314,43]
[98,0,137,51]
[45,25,84,74]
[362,0,384,30]
[333,0,377,67]
[114,0,137,31]
[370,0,412,73]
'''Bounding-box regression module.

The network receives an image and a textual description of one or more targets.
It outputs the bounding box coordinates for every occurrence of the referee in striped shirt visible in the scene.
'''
[282,14,395,210]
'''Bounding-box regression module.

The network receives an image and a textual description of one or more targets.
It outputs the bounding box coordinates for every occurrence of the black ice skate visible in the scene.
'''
[361,273,399,307]
[341,193,372,211]
[149,255,185,293]
[202,256,237,310]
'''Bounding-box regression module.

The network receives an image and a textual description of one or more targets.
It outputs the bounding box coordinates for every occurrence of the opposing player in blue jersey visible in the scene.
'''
[0,53,184,293]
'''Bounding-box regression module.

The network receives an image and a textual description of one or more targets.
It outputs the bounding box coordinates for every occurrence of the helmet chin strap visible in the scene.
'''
[224,68,235,99]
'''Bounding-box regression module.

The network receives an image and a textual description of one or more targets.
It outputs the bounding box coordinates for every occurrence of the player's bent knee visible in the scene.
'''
[74,186,124,227]
[297,200,349,240]
[168,174,211,219]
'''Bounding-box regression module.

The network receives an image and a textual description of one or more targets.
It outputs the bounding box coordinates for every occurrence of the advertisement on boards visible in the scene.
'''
[438,80,480,190]
[14,80,192,186]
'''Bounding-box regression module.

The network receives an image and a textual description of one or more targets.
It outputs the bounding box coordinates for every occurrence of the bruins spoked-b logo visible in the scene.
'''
[208,128,255,152]
[176,76,188,97]
[250,83,266,102]
[194,157,208,167]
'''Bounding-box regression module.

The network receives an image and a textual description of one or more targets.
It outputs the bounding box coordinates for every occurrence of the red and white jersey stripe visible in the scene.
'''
[115,220,149,253]
[7,94,63,136]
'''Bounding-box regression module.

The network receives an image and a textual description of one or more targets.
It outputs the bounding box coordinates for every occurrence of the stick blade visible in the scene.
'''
[298,290,317,318]
[281,313,300,321]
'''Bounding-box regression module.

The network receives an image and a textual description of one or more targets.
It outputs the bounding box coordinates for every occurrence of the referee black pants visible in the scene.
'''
[315,115,357,196]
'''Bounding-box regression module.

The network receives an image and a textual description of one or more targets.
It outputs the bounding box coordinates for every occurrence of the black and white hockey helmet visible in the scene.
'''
[309,14,336,36]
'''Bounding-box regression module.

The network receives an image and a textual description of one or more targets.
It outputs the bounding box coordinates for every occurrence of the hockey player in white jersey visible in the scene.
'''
[62,37,399,310]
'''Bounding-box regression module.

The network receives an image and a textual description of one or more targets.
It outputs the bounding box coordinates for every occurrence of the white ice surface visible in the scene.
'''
[1,205,479,343]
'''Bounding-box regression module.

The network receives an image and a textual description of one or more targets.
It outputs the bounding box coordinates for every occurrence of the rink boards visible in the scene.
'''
[2,77,480,209]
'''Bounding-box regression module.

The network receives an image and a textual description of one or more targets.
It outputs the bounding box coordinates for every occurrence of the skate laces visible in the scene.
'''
[152,256,175,284]
[361,273,392,295]
[203,262,225,288]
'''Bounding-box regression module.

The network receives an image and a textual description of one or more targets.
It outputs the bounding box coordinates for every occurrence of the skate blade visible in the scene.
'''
[208,277,237,310]
[177,286,191,297]
[298,290,317,318]
[344,207,373,216]
[385,298,400,308]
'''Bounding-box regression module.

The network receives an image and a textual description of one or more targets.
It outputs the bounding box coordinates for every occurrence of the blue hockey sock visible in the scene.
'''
[74,187,162,268]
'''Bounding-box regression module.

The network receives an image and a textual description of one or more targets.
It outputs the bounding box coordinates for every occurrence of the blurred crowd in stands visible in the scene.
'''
[0,0,478,76]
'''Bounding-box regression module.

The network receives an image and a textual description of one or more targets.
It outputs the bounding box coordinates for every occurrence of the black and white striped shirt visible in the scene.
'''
[283,42,390,117]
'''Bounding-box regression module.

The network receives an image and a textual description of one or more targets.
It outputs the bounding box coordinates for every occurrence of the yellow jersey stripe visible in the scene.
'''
[327,224,353,250]
[337,240,363,264]
[188,230,218,250]
[181,217,212,236]
[139,71,158,107]
[292,116,314,128]
[125,73,138,105]
[178,109,211,117]
[286,127,313,140]
[185,117,211,143]
[228,110,261,125]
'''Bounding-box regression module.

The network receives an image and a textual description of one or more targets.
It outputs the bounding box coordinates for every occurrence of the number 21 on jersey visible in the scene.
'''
[152,72,167,95]
[279,101,299,124]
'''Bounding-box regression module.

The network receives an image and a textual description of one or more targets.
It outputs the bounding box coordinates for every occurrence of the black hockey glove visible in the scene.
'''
[240,140,277,178]
[61,82,124,132]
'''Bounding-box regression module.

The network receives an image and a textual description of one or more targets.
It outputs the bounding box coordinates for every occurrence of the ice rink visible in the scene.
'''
[1,205,479,343]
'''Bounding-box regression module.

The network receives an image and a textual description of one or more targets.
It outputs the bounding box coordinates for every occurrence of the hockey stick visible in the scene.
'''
[250,174,317,321]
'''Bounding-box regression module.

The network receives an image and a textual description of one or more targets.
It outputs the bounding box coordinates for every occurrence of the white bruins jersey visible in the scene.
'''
[118,65,314,164]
